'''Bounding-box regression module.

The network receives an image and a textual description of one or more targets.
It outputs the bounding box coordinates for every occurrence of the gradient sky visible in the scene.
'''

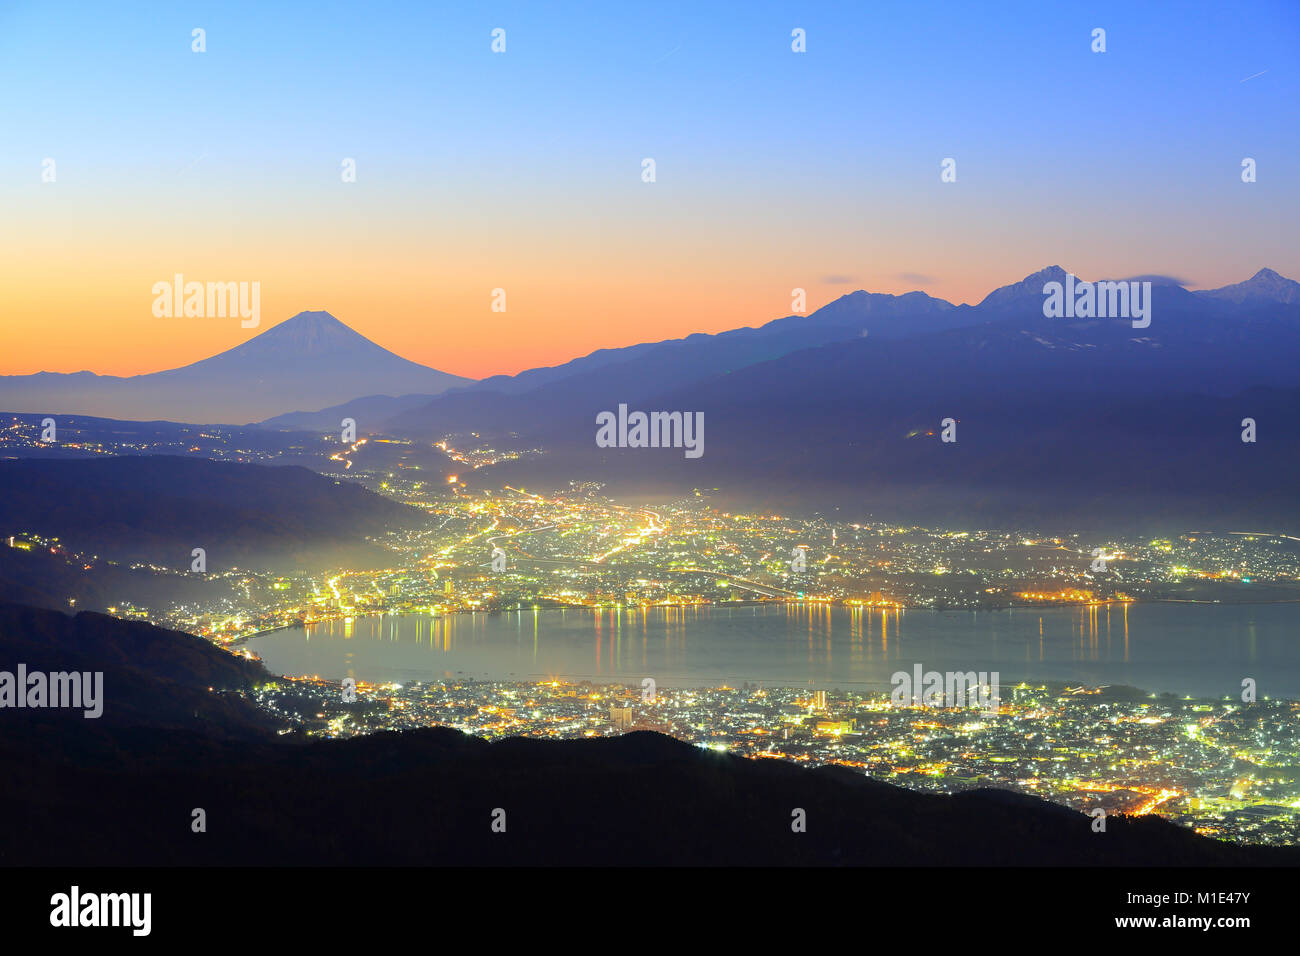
[2,0,1297,379]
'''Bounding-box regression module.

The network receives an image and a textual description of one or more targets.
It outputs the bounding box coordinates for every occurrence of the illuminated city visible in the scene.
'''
[3,0,1297,926]
[7,420,1295,849]
[249,674,1300,846]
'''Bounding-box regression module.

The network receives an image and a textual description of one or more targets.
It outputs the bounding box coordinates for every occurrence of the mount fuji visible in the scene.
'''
[0,311,472,425]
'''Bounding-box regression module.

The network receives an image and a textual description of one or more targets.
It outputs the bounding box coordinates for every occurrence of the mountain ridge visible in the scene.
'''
[6,268,1296,429]
[1195,267,1300,305]
[0,455,424,572]
[371,265,1299,441]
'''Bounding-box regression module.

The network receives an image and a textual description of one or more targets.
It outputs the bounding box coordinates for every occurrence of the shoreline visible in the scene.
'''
[234,593,1300,645]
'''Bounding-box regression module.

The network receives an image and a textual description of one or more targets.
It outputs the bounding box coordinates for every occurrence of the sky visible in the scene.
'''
[2,0,1298,379]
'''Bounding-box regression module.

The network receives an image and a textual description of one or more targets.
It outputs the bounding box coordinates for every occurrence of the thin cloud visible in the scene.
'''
[895,272,935,286]
[1119,274,1191,287]
[652,43,682,64]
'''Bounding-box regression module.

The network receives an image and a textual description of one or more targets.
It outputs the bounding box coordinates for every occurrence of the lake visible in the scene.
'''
[246,602,1300,699]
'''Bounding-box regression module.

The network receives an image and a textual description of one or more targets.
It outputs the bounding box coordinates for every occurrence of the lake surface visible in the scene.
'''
[247,602,1300,699]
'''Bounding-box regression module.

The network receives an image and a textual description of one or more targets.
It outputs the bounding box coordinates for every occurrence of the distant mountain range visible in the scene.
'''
[7,269,1295,435]
[7,267,1298,530]
[261,267,1300,438]
[0,311,471,425]
[3,600,1294,866]
[360,266,1300,531]
[259,287,969,430]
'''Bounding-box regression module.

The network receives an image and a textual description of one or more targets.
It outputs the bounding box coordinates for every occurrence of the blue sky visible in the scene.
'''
[2,0,1297,376]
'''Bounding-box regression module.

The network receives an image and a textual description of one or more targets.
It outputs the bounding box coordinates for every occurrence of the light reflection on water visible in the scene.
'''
[247,601,1300,698]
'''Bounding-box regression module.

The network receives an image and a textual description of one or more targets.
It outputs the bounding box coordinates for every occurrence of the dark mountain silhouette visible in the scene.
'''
[377,266,1300,532]
[0,542,239,616]
[0,311,471,425]
[466,289,966,393]
[365,290,973,435]
[259,289,972,431]
[360,267,1296,442]
[0,601,271,738]
[0,455,424,572]
[271,268,1262,435]
[1,601,1294,866]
